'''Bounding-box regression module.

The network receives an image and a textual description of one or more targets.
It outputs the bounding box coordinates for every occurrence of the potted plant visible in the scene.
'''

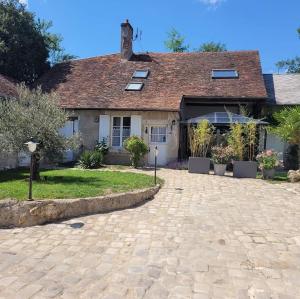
[188,120,214,174]
[228,122,258,178]
[257,150,280,179]
[211,145,234,176]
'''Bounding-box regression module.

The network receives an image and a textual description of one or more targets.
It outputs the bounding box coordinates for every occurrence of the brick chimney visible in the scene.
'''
[121,19,133,60]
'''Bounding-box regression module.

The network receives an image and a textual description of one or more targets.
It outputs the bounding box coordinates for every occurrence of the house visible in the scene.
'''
[37,20,268,166]
[0,74,18,169]
[263,74,300,168]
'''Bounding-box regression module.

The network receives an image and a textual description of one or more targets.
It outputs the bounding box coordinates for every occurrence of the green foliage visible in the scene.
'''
[95,139,109,156]
[0,84,80,163]
[0,0,76,83]
[164,28,189,53]
[0,168,157,200]
[245,122,257,161]
[228,123,245,161]
[276,27,300,73]
[123,136,148,168]
[79,150,103,169]
[257,150,280,170]
[188,120,214,157]
[211,145,234,164]
[269,106,300,169]
[197,42,227,52]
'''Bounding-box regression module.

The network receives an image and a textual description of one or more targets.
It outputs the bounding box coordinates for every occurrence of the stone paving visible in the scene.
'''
[1,169,300,299]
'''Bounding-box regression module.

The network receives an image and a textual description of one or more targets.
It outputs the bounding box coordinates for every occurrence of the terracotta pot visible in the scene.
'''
[214,164,227,176]
[262,168,275,180]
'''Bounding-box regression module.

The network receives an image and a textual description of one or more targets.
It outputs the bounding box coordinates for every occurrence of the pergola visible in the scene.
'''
[185,112,268,125]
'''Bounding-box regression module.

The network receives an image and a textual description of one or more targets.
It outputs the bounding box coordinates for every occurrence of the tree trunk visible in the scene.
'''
[32,153,40,181]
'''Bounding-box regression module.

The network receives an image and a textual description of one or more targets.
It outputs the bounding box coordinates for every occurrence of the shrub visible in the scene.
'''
[123,136,148,168]
[79,150,103,169]
[256,150,280,170]
[95,139,109,156]
[211,145,234,164]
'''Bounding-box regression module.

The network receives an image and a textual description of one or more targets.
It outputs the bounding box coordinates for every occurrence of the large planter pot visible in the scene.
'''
[214,164,227,176]
[233,161,258,178]
[262,168,275,180]
[188,157,210,174]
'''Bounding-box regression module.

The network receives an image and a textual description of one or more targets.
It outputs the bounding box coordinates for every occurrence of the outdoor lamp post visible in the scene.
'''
[25,141,38,201]
[154,146,159,185]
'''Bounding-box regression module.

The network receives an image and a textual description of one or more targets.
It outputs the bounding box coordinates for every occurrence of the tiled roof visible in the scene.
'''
[0,74,18,98]
[264,74,300,105]
[38,51,267,111]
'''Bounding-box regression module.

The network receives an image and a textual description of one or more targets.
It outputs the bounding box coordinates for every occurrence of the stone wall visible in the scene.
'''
[0,185,160,228]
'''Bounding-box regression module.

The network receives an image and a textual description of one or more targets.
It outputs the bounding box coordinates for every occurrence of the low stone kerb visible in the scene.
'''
[0,185,160,228]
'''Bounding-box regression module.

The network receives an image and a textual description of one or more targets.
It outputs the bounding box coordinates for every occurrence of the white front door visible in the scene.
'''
[148,125,168,166]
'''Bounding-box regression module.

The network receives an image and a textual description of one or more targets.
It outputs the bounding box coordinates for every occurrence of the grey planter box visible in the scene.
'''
[233,161,258,178]
[188,157,210,174]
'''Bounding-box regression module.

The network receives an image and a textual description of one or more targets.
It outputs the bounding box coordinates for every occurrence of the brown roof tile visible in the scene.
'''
[0,74,18,98]
[38,51,267,111]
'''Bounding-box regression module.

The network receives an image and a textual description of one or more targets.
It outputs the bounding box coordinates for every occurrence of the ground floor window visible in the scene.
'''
[112,116,131,147]
[150,126,167,143]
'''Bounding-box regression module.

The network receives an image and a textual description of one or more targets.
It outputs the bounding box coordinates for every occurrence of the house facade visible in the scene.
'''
[37,20,267,166]
[1,20,298,168]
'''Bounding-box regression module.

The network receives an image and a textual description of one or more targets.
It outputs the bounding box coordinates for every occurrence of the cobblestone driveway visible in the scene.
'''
[1,169,300,299]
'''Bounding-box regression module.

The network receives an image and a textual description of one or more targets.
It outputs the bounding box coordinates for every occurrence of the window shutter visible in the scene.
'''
[99,115,110,145]
[130,115,142,137]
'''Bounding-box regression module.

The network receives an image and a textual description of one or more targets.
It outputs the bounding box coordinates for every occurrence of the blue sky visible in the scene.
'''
[26,0,300,73]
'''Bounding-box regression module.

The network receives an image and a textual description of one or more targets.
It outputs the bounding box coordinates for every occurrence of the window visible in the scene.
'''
[212,69,239,79]
[112,116,131,147]
[150,126,167,143]
[125,82,144,91]
[132,70,149,79]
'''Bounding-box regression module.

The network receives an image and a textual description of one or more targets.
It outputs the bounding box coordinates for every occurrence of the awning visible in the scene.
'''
[184,112,268,125]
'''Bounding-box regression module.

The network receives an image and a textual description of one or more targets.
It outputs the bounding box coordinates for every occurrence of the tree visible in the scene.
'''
[197,42,227,52]
[164,28,189,53]
[36,19,77,66]
[269,106,300,169]
[0,84,80,179]
[276,27,300,73]
[0,0,76,84]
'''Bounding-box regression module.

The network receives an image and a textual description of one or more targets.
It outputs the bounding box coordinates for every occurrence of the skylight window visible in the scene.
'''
[212,69,239,79]
[132,70,149,79]
[125,82,144,91]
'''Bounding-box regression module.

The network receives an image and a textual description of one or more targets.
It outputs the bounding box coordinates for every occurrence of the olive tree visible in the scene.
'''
[269,106,300,169]
[0,84,80,179]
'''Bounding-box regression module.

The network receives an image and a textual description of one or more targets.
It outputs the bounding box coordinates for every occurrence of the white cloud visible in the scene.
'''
[19,0,28,6]
[198,0,225,7]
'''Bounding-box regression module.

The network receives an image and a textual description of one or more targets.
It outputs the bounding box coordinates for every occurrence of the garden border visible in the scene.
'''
[0,185,160,228]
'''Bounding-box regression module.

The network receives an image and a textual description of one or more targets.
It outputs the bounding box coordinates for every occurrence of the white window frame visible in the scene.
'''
[111,116,131,148]
[150,125,167,144]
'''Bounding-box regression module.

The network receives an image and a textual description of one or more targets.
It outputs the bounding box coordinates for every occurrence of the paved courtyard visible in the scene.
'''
[1,169,300,299]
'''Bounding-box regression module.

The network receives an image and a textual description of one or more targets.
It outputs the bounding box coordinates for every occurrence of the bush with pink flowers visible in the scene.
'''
[256,150,280,170]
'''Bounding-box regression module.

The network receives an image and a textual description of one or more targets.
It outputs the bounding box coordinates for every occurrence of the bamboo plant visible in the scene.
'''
[228,123,244,161]
[188,120,214,157]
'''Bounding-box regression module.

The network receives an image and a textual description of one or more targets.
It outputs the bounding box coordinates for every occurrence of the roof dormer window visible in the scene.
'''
[212,69,239,79]
[125,82,144,91]
[132,70,149,79]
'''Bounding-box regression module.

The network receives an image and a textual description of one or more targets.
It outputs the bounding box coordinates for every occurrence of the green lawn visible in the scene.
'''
[0,168,158,200]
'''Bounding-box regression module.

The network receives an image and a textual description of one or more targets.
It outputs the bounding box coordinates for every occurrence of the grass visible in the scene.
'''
[257,171,289,183]
[0,168,160,200]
